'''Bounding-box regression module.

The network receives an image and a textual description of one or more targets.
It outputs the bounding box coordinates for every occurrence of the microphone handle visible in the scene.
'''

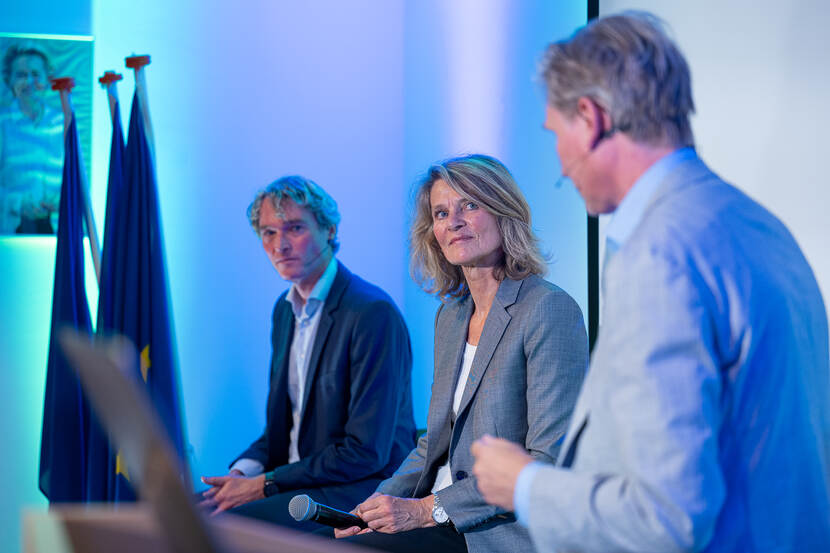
[315,504,368,529]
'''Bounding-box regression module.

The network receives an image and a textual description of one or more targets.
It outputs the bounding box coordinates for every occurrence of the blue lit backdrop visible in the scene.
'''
[402,0,587,434]
[1,2,588,550]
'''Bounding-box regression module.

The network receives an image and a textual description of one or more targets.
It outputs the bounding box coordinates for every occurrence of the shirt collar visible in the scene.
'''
[286,256,338,319]
[605,147,697,250]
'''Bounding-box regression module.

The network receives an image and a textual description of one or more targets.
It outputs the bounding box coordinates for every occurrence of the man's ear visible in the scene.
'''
[576,96,612,150]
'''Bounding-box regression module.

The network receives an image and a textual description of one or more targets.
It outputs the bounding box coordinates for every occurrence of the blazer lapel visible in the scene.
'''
[556,157,711,466]
[298,262,349,426]
[271,298,294,386]
[418,296,471,492]
[267,298,295,462]
[455,278,522,421]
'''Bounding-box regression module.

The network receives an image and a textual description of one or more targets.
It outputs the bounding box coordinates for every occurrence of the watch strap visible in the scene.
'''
[263,471,279,497]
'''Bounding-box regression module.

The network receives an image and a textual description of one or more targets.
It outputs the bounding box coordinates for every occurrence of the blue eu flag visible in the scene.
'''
[100,91,187,483]
[86,97,133,501]
[38,115,94,502]
[97,98,126,332]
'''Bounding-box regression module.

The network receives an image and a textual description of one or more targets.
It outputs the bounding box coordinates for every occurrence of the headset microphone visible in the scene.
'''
[554,126,619,189]
[305,242,332,267]
[594,126,617,147]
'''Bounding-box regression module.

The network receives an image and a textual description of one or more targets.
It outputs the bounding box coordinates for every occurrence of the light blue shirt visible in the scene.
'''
[285,255,338,463]
[0,100,64,233]
[231,256,338,475]
[605,147,697,257]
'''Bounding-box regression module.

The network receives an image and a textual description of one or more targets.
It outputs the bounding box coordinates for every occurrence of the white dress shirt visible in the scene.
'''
[431,342,477,493]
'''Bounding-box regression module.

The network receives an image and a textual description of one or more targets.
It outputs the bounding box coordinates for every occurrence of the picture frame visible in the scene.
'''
[0,32,93,235]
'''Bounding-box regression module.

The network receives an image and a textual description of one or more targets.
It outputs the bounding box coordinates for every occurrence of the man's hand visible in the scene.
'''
[334,492,435,537]
[198,473,265,515]
[471,434,534,511]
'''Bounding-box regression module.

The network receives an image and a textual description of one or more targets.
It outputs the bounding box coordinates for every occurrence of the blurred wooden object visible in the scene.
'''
[23,503,371,553]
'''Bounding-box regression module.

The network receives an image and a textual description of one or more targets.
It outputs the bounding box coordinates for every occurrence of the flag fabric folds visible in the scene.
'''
[38,115,94,502]
[39,77,186,504]
[99,90,186,478]
[85,97,132,501]
[97,98,126,331]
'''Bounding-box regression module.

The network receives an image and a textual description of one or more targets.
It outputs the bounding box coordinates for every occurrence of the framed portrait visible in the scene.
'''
[0,32,93,236]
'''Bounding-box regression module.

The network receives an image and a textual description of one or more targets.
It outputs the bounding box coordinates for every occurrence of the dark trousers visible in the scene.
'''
[228,478,380,532]
[340,527,468,553]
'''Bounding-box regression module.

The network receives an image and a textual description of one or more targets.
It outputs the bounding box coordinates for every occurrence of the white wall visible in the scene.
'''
[91,0,591,483]
[599,0,830,319]
[91,0,408,480]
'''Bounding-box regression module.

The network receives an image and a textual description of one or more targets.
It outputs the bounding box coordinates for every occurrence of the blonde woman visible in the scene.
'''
[337,154,588,553]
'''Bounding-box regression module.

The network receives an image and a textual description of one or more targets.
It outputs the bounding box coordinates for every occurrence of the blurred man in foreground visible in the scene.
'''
[472,11,830,553]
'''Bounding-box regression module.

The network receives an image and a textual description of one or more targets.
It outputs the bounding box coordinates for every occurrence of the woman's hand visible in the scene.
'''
[335,492,435,536]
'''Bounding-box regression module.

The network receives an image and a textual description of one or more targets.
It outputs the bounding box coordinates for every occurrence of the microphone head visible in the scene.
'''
[288,494,316,522]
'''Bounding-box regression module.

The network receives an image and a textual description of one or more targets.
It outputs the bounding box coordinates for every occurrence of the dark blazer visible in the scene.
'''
[376,275,588,553]
[235,261,416,492]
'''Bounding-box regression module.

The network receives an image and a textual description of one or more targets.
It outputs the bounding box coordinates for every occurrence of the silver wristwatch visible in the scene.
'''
[432,494,451,526]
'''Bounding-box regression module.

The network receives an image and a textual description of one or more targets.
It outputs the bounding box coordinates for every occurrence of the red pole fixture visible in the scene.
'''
[49,76,102,282]
[125,55,155,155]
[98,71,123,86]
[125,55,151,70]
[50,77,76,92]
[99,72,123,119]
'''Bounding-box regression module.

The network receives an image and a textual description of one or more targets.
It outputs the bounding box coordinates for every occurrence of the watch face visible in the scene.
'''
[432,504,449,524]
[264,477,278,497]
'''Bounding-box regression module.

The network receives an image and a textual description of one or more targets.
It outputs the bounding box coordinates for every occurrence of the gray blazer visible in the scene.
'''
[377,275,588,553]
[524,154,830,552]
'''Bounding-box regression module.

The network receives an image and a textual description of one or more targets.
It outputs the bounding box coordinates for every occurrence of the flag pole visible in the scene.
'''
[125,55,155,159]
[99,71,122,123]
[51,77,101,285]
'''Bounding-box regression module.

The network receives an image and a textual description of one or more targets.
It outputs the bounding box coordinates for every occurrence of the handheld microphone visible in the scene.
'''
[288,494,368,529]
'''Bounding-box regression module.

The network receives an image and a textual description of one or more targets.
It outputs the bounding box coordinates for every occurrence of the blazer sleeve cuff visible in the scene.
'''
[230,458,265,477]
[515,461,543,526]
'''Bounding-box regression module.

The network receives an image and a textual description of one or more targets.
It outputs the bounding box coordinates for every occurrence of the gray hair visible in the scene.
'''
[410,154,546,300]
[540,11,695,148]
[247,175,341,253]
